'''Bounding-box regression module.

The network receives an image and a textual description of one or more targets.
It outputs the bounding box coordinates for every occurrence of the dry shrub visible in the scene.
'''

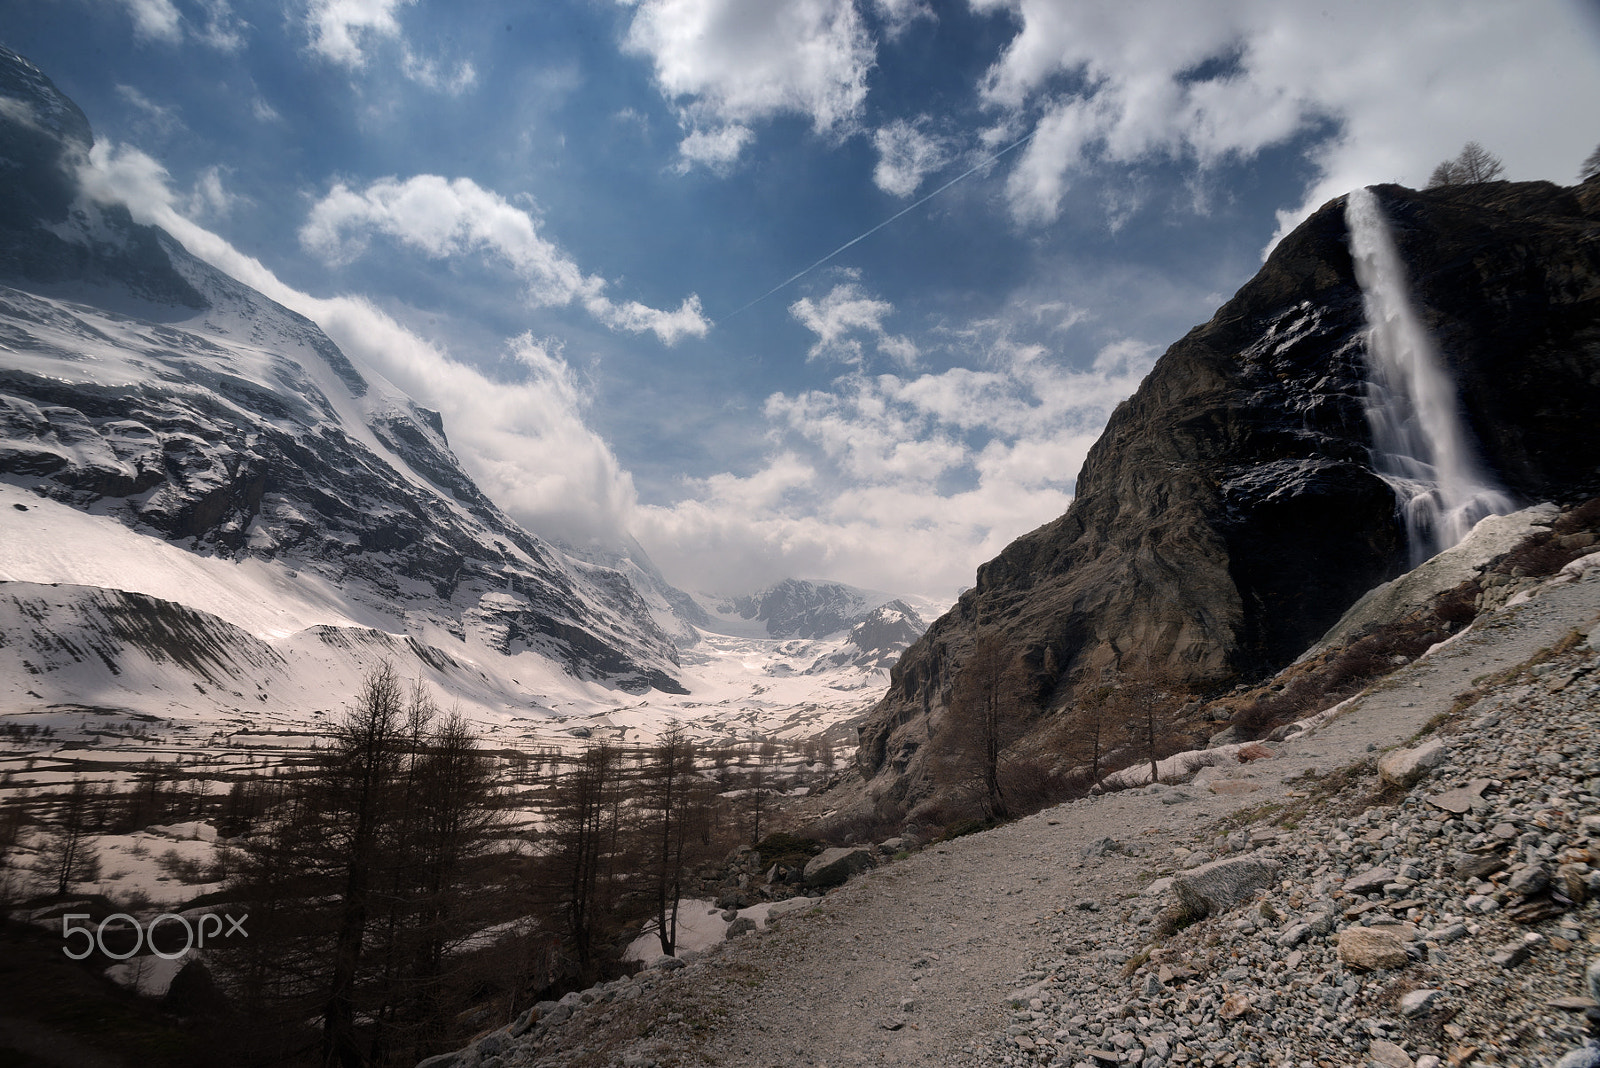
[751,832,823,872]
[1226,578,1477,741]
[801,796,906,847]
[1432,582,1480,625]
[999,756,1092,815]
[1551,496,1600,536]
[1495,532,1583,577]
[906,793,985,834]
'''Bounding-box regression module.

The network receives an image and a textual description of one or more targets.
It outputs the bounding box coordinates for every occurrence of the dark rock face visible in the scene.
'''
[858,179,1600,800]
[0,46,684,696]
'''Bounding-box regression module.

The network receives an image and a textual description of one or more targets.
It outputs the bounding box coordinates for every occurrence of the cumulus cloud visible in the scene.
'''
[118,0,183,43]
[636,325,1157,597]
[971,0,1600,236]
[622,0,875,169]
[872,117,950,197]
[299,175,709,344]
[675,124,754,173]
[789,282,917,368]
[303,0,475,93]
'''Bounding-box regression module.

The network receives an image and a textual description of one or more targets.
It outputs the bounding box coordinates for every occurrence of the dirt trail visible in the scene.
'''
[516,573,1600,1068]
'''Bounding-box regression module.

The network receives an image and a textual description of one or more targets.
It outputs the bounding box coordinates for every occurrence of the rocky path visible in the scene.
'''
[479,569,1600,1068]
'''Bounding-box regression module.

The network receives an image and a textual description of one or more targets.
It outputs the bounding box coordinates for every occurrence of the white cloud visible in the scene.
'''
[304,0,410,67]
[789,282,917,368]
[78,142,641,546]
[871,117,950,197]
[675,124,754,173]
[872,0,934,38]
[183,164,238,219]
[636,325,1158,597]
[194,0,247,51]
[118,0,182,43]
[114,85,182,134]
[970,0,1600,237]
[114,0,246,50]
[299,175,709,344]
[303,0,474,94]
[78,141,1164,601]
[622,0,875,169]
[400,52,478,95]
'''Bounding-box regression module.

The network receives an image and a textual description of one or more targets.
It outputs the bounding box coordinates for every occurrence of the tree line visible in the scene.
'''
[927,629,1193,824]
[215,664,769,1067]
[0,663,812,1067]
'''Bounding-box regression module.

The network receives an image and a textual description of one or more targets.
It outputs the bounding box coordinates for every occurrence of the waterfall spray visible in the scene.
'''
[1345,187,1513,566]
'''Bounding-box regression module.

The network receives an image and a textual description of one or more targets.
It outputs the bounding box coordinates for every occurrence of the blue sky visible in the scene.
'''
[3,0,1598,601]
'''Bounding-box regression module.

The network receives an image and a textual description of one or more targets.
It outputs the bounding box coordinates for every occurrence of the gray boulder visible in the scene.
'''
[1344,866,1396,895]
[1172,854,1283,917]
[803,846,877,889]
[1337,926,1411,971]
[725,916,757,939]
[416,1053,463,1068]
[1378,739,1449,788]
[1081,837,1121,859]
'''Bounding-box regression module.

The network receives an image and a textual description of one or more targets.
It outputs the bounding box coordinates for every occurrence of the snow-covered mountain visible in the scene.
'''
[0,47,686,724]
[0,46,931,749]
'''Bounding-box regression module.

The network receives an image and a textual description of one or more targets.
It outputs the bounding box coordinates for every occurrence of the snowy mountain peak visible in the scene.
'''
[710,578,900,641]
[0,51,690,732]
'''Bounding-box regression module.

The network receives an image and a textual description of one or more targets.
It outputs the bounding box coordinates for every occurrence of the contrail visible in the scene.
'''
[716,126,1039,324]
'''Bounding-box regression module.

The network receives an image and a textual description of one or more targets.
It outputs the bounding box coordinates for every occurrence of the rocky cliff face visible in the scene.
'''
[0,46,686,702]
[858,178,1600,800]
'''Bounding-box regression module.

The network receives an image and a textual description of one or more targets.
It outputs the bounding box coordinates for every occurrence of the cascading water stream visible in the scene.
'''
[1344,186,1514,566]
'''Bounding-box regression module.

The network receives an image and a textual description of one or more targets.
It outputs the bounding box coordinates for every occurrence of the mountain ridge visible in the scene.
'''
[0,44,692,720]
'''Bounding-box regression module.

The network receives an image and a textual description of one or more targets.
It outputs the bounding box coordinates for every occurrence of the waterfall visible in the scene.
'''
[1344,186,1514,566]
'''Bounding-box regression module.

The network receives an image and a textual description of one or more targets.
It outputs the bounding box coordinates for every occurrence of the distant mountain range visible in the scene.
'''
[0,46,924,743]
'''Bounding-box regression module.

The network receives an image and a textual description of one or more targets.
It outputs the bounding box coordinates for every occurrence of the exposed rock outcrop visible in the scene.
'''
[859,178,1600,805]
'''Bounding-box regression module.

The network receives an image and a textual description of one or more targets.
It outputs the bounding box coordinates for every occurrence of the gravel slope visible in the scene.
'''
[484,569,1600,1068]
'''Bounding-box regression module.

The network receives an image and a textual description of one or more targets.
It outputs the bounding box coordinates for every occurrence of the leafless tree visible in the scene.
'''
[539,740,625,978]
[34,778,100,895]
[742,762,770,846]
[321,662,407,1068]
[1103,658,1191,786]
[1582,143,1600,182]
[1427,140,1505,187]
[1056,689,1120,791]
[220,664,503,1067]
[639,726,696,956]
[934,629,1026,820]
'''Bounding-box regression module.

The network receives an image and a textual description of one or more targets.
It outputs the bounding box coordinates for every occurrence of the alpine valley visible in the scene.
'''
[0,46,927,753]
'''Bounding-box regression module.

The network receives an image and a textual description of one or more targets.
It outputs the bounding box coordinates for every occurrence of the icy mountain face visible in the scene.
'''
[712,578,896,641]
[557,535,713,650]
[0,46,686,714]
